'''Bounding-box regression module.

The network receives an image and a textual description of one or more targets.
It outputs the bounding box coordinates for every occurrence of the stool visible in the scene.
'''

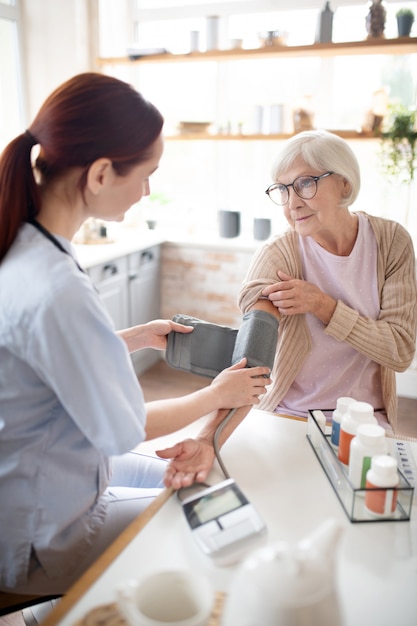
[0,591,61,617]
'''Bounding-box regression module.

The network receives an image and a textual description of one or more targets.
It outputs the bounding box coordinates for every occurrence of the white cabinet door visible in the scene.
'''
[86,247,161,374]
[128,246,161,374]
[88,257,129,331]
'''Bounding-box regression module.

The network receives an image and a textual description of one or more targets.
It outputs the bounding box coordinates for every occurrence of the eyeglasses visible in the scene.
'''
[265,171,334,206]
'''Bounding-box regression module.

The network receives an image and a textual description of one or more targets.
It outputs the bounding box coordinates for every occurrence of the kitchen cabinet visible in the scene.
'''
[97,37,417,140]
[128,245,161,374]
[87,256,129,331]
[86,244,161,374]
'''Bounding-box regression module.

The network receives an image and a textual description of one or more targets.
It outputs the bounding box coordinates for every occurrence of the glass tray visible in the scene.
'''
[306,410,414,523]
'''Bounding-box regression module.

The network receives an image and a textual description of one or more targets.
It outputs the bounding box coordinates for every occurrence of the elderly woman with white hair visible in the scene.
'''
[239,129,417,434]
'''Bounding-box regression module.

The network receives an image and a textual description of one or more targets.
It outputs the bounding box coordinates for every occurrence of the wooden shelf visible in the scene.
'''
[166,130,377,141]
[98,37,417,66]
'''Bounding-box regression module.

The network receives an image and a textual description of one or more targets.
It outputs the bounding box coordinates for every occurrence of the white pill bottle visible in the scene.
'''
[365,455,399,517]
[338,401,377,466]
[348,423,387,489]
[330,396,356,450]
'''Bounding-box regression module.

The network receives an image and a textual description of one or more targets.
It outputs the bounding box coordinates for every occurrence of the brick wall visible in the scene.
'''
[160,242,256,328]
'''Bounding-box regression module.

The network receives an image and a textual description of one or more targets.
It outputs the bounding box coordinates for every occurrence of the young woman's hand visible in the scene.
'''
[156,438,215,488]
[210,359,271,408]
[118,319,193,353]
[140,319,193,350]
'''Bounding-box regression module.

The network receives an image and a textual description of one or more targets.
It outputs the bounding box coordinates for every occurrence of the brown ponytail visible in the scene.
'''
[0,132,40,262]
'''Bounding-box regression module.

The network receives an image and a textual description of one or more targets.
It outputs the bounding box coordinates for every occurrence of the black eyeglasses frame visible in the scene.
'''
[265,171,334,206]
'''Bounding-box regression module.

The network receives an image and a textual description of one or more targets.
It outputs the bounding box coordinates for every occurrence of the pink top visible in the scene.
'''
[277,212,388,427]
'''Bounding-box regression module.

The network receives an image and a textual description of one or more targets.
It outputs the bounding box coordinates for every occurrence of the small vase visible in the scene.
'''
[315,2,334,43]
[397,14,414,37]
[218,210,240,238]
[253,218,271,241]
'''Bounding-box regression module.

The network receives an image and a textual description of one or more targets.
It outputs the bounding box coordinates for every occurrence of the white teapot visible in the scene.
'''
[222,518,345,626]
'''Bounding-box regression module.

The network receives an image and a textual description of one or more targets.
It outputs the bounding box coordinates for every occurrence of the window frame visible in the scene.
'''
[0,0,27,149]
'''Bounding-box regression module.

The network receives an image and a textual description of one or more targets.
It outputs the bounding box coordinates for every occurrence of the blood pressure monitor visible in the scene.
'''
[179,478,267,565]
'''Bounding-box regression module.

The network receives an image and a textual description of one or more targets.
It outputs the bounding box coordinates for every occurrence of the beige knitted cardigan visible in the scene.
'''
[238,212,417,433]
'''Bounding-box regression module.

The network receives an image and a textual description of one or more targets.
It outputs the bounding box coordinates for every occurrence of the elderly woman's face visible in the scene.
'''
[278,158,347,237]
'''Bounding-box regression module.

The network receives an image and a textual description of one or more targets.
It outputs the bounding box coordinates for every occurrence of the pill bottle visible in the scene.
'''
[338,401,376,466]
[330,396,356,450]
[365,455,399,517]
[348,423,387,489]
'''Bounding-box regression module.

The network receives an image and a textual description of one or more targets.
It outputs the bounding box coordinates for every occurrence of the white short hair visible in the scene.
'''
[271,129,361,207]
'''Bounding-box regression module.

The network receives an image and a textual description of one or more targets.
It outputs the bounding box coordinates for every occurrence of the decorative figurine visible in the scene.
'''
[366,0,386,38]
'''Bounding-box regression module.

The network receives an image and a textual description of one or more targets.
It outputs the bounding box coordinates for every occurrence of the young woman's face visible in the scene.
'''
[93,134,164,222]
[279,158,347,239]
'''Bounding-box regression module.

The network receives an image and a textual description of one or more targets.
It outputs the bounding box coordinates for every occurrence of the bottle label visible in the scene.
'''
[338,430,354,465]
[330,420,340,447]
[360,456,372,488]
[365,480,398,516]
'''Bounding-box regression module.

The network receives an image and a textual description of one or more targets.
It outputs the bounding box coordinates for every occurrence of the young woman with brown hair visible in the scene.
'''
[0,72,270,596]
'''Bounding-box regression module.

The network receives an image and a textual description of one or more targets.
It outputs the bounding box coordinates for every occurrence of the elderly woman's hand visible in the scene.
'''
[262,271,336,324]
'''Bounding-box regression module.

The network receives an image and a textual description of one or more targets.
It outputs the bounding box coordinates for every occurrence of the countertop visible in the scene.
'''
[74,228,263,269]
[73,231,164,269]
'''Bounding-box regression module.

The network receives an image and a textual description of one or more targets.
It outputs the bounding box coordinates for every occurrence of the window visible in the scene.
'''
[0,0,25,151]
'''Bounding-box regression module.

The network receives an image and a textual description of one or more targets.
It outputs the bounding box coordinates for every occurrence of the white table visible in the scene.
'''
[42,410,417,626]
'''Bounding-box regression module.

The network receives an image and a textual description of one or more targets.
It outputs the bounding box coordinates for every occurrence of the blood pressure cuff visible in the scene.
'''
[166,310,278,378]
[166,314,238,378]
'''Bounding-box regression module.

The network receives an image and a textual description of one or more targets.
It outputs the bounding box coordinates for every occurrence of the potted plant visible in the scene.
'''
[396,8,414,37]
[142,191,171,230]
[379,104,417,227]
[380,104,417,183]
